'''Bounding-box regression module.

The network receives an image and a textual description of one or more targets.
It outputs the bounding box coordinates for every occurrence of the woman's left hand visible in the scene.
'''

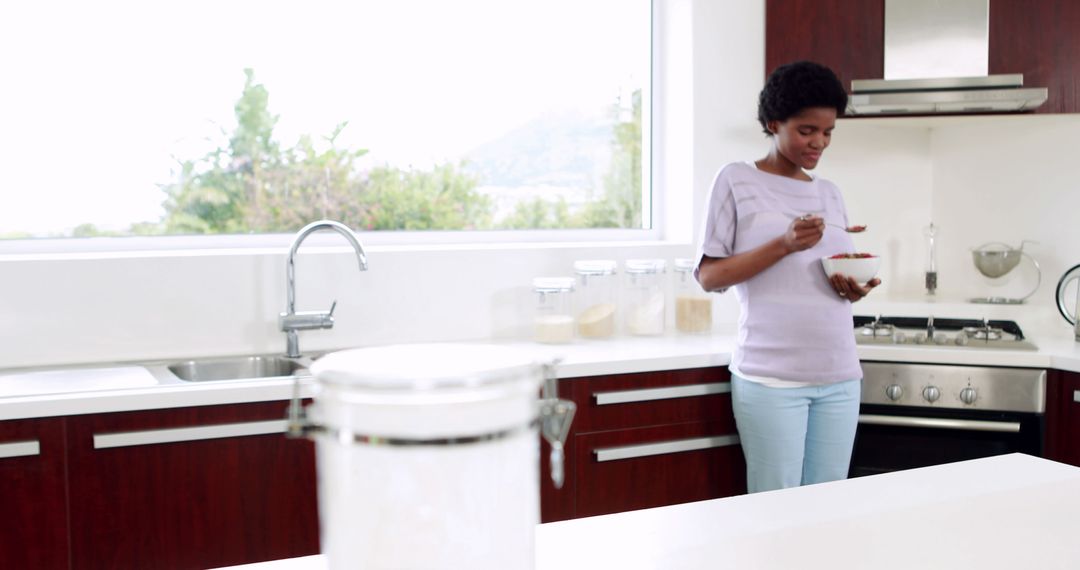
[830,274,881,302]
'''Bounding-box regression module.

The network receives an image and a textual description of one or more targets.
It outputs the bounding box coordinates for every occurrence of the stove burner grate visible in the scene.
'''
[963,326,1004,341]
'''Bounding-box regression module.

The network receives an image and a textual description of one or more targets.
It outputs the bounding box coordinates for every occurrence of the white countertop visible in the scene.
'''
[212,453,1080,570]
[2,330,1080,421]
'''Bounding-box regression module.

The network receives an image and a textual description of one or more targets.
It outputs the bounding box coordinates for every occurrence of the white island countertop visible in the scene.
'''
[2,328,1080,420]
[213,453,1080,570]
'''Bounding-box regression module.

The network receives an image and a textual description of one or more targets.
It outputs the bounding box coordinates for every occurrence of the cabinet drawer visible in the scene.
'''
[573,420,745,518]
[66,401,319,569]
[563,367,733,432]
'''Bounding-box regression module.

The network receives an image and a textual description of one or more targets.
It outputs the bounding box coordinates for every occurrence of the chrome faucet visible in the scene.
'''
[279,220,368,358]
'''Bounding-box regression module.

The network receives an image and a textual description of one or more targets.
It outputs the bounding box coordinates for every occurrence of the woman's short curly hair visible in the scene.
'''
[757,61,848,135]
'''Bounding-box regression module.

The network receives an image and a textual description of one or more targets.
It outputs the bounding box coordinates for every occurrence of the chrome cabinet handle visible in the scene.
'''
[94,420,288,449]
[594,434,740,462]
[0,440,40,459]
[594,382,731,406]
[858,414,1020,433]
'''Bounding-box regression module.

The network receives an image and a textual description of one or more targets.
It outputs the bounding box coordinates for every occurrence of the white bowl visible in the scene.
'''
[821,254,881,284]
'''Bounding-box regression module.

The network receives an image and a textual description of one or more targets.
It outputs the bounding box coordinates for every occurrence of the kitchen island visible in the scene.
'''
[213,453,1080,570]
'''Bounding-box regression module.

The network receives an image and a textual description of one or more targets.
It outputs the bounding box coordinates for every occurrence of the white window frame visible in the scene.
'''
[0,0,695,260]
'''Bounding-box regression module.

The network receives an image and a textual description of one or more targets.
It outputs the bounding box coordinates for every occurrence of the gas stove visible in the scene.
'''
[853,315,1038,351]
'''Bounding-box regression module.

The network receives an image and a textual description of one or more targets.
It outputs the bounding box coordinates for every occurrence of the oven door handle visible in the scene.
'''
[858,414,1021,433]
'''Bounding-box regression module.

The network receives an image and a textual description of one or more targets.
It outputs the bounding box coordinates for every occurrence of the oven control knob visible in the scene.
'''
[955,334,969,347]
[885,384,904,401]
[922,386,941,403]
[933,334,950,345]
[960,387,978,405]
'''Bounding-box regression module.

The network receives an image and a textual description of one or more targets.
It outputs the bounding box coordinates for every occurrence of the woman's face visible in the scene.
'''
[767,106,837,171]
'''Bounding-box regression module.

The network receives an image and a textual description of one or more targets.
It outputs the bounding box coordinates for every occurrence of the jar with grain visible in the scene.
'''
[623,259,667,336]
[573,259,618,339]
[673,257,712,334]
[532,277,575,344]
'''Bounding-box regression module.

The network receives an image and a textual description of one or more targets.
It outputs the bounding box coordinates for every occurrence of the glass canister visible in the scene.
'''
[300,344,574,570]
[673,258,713,334]
[624,258,667,336]
[532,277,576,344]
[573,260,618,339]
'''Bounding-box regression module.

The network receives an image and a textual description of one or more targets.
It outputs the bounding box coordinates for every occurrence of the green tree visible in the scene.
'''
[72,70,642,236]
[500,197,572,229]
[155,69,491,235]
[585,88,642,228]
[358,163,492,230]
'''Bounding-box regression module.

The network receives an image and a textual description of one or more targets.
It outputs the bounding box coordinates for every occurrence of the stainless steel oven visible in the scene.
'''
[849,361,1046,477]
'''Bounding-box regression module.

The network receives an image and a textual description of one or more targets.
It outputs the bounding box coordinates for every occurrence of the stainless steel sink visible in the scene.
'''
[166,355,311,382]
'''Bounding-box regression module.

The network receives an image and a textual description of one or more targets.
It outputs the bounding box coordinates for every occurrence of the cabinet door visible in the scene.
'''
[990,0,1080,115]
[1046,370,1080,467]
[765,0,884,90]
[0,417,69,570]
[574,420,746,518]
[66,401,318,570]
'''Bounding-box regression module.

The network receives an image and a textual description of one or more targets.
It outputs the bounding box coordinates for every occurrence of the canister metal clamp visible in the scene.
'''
[540,359,576,489]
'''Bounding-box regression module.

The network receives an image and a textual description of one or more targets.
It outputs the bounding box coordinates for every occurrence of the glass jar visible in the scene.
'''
[673,258,712,334]
[532,277,575,344]
[573,260,618,339]
[306,344,558,570]
[623,259,667,336]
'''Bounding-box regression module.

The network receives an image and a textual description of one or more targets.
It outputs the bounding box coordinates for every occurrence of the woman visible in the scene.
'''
[695,61,881,493]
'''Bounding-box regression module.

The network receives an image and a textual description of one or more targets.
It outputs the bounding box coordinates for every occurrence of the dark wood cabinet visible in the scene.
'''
[765,0,884,95]
[766,0,1080,114]
[0,417,70,570]
[989,0,1080,115]
[65,401,319,570]
[541,367,746,522]
[1045,369,1080,467]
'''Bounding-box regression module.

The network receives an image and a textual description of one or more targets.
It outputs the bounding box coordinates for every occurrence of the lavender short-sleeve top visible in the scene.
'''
[696,162,862,384]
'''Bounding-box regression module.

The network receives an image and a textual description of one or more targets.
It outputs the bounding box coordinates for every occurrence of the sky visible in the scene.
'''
[0,0,648,235]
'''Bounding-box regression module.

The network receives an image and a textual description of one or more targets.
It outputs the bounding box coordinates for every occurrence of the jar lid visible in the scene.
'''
[311,343,544,392]
[673,258,697,272]
[533,277,575,292]
[625,258,667,274]
[573,259,617,275]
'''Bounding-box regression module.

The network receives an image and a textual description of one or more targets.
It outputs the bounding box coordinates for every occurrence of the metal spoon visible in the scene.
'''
[794,214,866,233]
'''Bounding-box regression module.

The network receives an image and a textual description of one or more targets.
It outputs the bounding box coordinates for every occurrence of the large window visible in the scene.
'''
[0,0,651,241]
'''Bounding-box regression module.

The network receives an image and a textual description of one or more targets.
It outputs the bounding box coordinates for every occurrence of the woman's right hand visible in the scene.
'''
[782,215,825,253]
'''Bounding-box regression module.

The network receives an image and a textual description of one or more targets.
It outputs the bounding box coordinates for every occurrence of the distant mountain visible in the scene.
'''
[462,109,615,189]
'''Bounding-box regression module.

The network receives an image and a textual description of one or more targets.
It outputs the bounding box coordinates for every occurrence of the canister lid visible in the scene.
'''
[673,258,697,272]
[573,259,617,275]
[625,258,667,274]
[532,277,575,292]
[311,343,545,391]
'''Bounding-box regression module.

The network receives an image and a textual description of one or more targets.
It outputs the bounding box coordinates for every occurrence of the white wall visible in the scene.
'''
[928,114,1080,329]
[817,121,934,298]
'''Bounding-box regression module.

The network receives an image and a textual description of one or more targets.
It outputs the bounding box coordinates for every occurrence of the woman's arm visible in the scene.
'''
[697,215,825,291]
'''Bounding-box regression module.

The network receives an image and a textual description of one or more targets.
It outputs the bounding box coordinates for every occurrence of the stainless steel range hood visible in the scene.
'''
[847,0,1047,115]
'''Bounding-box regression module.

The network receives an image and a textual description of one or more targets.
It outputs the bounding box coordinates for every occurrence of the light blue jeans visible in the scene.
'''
[731,374,861,493]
